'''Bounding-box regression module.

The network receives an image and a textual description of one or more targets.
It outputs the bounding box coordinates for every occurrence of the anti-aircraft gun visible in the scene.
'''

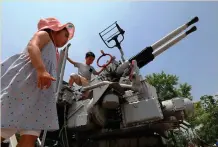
[40,16,199,147]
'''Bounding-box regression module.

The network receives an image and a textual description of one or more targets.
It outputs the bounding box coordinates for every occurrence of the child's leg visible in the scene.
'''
[80,76,89,87]
[69,77,75,87]
[17,130,41,147]
[1,128,40,147]
[79,76,90,99]
[69,73,81,87]
[1,128,17,143]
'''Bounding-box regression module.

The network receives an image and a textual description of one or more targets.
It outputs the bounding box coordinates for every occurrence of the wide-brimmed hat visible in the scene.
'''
[37,17,75,40]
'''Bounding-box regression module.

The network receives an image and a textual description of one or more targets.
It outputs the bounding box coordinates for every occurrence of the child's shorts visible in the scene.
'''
[70,73,89,86]
[1,128,41,139]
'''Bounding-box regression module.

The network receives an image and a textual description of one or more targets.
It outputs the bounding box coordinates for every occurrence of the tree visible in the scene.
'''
[190,95,218,145]
[145,71,193,147]
[145,71,218,146]
[145,71,193,101]
[146,71,218,146]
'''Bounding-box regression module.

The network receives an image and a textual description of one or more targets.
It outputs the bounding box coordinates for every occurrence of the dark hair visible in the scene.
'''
[42,28,52,34]
[86,51,95,58]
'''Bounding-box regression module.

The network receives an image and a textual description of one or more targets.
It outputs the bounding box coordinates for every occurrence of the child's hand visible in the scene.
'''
[102,66,106,70]
[36,69,56,89]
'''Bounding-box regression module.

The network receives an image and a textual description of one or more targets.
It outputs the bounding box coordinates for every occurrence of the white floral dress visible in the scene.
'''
[1,41,59,131]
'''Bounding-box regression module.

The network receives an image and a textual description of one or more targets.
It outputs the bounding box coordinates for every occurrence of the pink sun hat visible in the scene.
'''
[37,17,75,40]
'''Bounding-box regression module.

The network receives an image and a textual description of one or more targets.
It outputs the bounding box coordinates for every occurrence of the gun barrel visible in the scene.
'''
[153,26,197,57]
[129,17,198,69]
[152,17,198,51]
[129,46,154,68]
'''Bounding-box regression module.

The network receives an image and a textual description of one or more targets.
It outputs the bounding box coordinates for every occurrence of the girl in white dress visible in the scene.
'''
[1,17,75,147]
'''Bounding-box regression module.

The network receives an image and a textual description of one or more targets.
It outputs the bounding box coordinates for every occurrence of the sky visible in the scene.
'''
[1,1,218,101]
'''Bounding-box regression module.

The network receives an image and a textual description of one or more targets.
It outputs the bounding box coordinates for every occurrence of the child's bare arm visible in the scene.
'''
[27,31,56,89]
[67,57,76,65]
[92,67,106,75]
[67,57,80,67]
[27,31,51,72]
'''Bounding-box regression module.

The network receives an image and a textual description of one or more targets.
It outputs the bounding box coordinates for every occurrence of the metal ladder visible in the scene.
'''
[40,43,71,147]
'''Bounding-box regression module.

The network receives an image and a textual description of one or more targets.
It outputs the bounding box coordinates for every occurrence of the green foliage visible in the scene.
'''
[191,95,218,144]
[167,130,189,147]
[145,71,193,147]
[145,71,217,146]
[145,71,193,101]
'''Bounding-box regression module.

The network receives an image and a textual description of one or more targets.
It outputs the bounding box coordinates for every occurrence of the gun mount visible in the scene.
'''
[40,17,199,147]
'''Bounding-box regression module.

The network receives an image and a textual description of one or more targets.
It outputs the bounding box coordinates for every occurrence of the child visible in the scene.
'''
[0,17,75,147]
[67,51,105,97]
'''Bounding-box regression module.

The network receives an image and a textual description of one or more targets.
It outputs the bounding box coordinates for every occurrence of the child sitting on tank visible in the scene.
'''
[67,51,105,98]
